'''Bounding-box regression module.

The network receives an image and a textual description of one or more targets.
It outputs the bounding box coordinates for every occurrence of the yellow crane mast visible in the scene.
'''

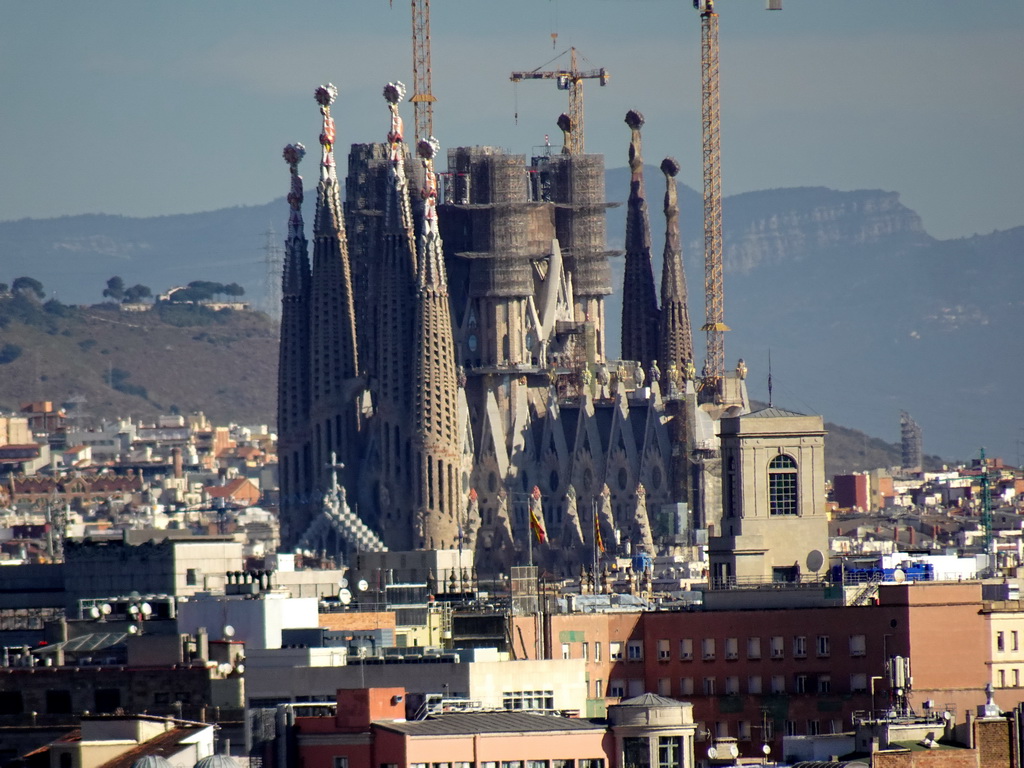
[695,0,780,402]
[411,0,436,142]
[510,47,609,155]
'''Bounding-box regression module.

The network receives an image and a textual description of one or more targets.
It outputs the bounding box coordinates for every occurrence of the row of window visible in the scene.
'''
[996,630,1021,653]
[604,671,872,699]
[565,635,867,663]
[996,668,1023,688]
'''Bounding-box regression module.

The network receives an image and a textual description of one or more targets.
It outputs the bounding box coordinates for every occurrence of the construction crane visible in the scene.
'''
[410,0,436,142]
[510,47,609,155]
[695,0,779,402]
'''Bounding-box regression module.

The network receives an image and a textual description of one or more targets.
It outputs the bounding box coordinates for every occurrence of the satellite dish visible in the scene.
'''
[140,603,152,616]
[893,568,907,583]
[806,549,825,573]
[339,577,349,589]
[218,662,233,676]
[223,625,235,638]
[89,606,100,619]
[127,624,139,635]
[100,604,112,615]
[339,588,352,605]
[357,579,369,592]
[128,604,140,615]
[706,746,718,759]
[728,744,739,758]
[762,744,772,755]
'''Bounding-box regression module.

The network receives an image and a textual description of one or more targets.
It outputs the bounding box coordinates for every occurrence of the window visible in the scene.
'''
[595,680,603,698]
[747,637,761,660]
[335,759,349,768]
[658,639,671,660]
[46,689,72,715]
[725,676,739,695]
[849,634,866,657]
[817,635,830,657]
[785,720,799,736]
[850,673,868,693]
[595,642,602,662]
[817,674,832,694]
[680,638,693,660]
[455,763,473,768]
[610,680,625,698]
[702,638,716,660]
[793,636,807,658]
[627,640,643,661]
[186,568,199,586]
[998,632,1005,652]
[95,689,121,714]
[0,691,24,715]
[657,736,681,768]
[831,719,843,735]
[611,642,623,661]
[628,679,645,698]
[807,720,821,735]
[771,675,786,694]
[1016,669,1021,688]
[526,762,548,768]
[725,637,739,660]
[658,677,672,696]
[623,738,649,768]
[768,454,798,515]
[553,761,573,768]
[579,762,604,768]
[680,677,694,695]
[1014,632,1019,651]
[582,642,589,661]
[998,669,1007,687]
[771,636,784,658]
[562,643,571,660]
[748,676,762,695]
[703,677,716,695]
[716,721,729,739]
[503,691,554,710]
[738,720,752,741]
[502,762,523,768]
[795,674,808,694]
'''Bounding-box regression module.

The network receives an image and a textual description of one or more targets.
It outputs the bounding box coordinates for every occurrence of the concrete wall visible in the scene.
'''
[177,595,319,650]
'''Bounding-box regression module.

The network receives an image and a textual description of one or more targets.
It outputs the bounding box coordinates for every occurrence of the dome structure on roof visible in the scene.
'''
[132,757,174,768]
[195,755,240,768]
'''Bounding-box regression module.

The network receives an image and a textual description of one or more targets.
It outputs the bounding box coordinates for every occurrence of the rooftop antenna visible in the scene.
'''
[767,349,773,407]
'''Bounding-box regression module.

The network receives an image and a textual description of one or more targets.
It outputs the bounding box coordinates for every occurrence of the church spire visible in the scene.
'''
[412,134,462,550]
[658,157,695,379]
[308,83,361,503]
[277,143,312,547]
[620,110,660,371]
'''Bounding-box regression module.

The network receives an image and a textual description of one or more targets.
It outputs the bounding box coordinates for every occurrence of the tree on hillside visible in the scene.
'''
[124,284,152,303]
[0,283,9,294]
[12,276,44,301]
[167,280,246,303]
[103,276,125,301]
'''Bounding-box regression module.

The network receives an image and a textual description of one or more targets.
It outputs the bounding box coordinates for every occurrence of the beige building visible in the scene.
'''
[708,407,829,585]
[608,693,698,768]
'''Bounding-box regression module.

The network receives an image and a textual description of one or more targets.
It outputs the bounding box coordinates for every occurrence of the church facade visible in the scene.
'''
[276,84,751,573]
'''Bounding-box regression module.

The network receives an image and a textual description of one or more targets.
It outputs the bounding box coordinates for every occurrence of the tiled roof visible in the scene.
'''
[615,693,683,707]
[95,727,204,768]
[377,712,606,736]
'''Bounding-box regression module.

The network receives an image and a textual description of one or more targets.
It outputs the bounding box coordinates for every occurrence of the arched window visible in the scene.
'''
[768,454,798,516]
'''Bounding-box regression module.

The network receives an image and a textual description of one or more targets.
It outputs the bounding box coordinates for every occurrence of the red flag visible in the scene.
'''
[529,485,547,544]
[595,510,605,554]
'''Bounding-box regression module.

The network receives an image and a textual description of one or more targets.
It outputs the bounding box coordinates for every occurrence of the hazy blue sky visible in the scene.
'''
[2,0,1021,240]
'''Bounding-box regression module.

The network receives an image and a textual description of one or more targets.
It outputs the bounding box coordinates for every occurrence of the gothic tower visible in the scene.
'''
[308,84,362,513]
[277,143,312,546]
[411,136,462,550]
[548,143,614,363]
[658,157,695,382]
[620,110,660,371]
[373,82,422,549]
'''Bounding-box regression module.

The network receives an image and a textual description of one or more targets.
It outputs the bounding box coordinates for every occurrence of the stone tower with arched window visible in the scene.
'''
[707,406,829,586]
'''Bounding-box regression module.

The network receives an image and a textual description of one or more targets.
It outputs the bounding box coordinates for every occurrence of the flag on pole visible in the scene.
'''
[529,485,548,544]
[594,509,606,554]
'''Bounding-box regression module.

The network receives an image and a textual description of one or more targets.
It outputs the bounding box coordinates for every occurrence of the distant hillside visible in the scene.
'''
[0,297,276,427]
